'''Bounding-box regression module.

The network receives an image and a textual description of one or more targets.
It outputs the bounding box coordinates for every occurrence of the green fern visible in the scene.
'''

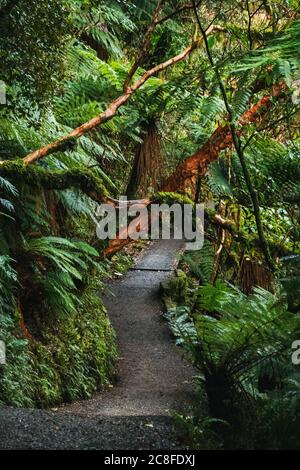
[0,255,17,315]
[71,1,136,59]
[235,18,300,83]
[207,161,233,199]
[182,240,215,284]
[165,281,299,442]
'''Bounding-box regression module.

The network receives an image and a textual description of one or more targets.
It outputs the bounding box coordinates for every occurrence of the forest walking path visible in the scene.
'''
[0,240,196,450]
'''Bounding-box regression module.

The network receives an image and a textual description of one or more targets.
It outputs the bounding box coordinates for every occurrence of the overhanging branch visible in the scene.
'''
[0,160,108,202]
[0,26,222,168]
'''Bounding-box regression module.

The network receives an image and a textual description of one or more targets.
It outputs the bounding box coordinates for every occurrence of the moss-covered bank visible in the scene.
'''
[0,278,117,407]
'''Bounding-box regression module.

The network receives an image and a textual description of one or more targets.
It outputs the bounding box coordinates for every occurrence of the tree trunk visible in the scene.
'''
[126,119,164,198]
[162,94,274,194]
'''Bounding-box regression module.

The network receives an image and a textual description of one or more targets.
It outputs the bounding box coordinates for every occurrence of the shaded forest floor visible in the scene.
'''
[0,240,198,450]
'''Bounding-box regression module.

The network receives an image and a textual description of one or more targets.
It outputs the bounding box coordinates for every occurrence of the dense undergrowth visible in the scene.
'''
[0,236,136,408]
[162,246,300,449]
[0,0,139,407]
[1,1,300,450]
[1,277,116,407]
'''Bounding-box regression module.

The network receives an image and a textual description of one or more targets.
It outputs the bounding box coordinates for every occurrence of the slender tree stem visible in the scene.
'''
[192,1,275,271]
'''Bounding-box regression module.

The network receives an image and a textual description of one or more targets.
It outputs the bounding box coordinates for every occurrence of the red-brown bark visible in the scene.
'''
[2,29,219,168]
[104,85,284,256]
[162,93,275,193]
[20,44,195,165]
[103,206,150,257]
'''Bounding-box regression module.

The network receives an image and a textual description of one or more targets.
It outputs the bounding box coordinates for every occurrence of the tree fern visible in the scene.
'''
[166,281,299,434]
[200,95,226,127]
[23,236,98,278]
[182,240,215,284]
[235,18,300,82]
[232,86,254,121]
[70,0,136,59]
[20,236,100,317]
[207,161,233,199]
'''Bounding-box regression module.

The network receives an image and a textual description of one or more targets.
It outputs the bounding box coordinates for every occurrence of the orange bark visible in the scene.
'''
[162,93,274,193]
[3,29,219,167]
[103,201,150,257]
[16,301,33,340]
[104,86,284,256]
[20,44,194,165]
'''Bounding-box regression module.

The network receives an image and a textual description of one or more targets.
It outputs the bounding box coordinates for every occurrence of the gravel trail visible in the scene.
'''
[0,240,196,450]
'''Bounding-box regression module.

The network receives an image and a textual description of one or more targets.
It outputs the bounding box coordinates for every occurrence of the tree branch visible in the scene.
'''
[156,1,202,25]
[0,160,109,202]
[192,0,275,270]
[0,26,221,167]
[162,90,279,192]
[123,0,166,92]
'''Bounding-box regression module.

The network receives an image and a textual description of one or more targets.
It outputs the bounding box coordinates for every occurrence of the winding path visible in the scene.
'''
[0,240,196,450]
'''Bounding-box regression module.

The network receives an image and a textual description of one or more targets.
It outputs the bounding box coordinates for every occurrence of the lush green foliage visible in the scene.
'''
[164,276,300,449]
[0,277,116,407]
[0,0,300,451]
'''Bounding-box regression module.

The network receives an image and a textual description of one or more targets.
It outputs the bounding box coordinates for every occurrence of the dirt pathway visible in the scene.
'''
[0,240,196,450]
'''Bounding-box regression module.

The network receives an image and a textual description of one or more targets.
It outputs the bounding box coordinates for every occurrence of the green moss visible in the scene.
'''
[0,159,108,200]
[42,279,117,403]
[0,278,117,407]
[152,191,194,206]
[0,310,36,407]
[161,270,190,305]
[108,252,134,275]
[31,342,62,405]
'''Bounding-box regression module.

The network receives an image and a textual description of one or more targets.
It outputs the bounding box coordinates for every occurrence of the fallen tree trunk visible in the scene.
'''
[103,87,285,257]
[0,160,109,202]
[162,88,283,193]
[103,208,150,258]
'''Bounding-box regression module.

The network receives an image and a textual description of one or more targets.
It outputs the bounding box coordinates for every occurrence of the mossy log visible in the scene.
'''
[0,160,108,201]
